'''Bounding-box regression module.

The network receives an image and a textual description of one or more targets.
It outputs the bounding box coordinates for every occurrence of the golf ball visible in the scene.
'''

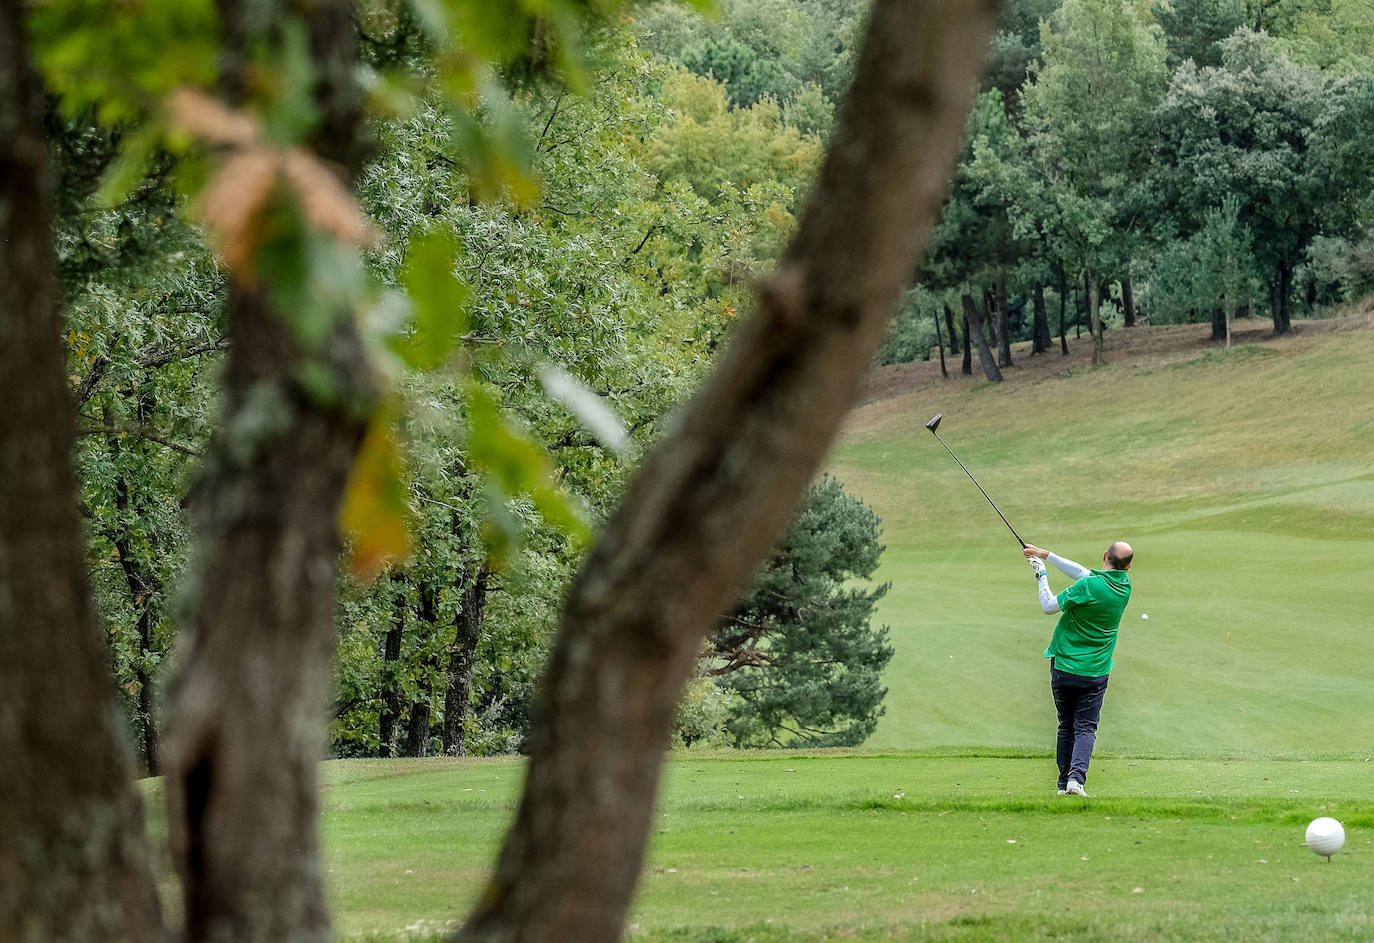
[1305,817,1345,857]
[1141,613,1149,620]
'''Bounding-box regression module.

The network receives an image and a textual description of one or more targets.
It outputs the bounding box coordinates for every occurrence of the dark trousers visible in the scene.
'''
[1050,659,1110,788]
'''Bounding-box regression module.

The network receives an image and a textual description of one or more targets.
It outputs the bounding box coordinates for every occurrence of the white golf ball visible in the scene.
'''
[1141,613,1148,620]
[1305,817,1345,857]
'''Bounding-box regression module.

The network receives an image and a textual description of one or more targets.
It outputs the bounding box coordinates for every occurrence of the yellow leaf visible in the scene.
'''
[339,412,412,579]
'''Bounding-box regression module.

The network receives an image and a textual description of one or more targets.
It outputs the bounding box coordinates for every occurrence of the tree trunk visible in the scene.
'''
[1121,277,1135,328]
[982,287,999,351]
[995,274,1012,368]
[444,567,489,756]
[961,315,973,375]
[0,8,165,938]
[403,686,432,757]
[456,3,998,940]
[961,293,1004,382]
[1057,264,1069,355]
[378,579,405,758]
[931,304,948,379]
[1211,306,1227,341]
[944,303,960,355]
[1279,260,1292,334]
[1075,279,1083,339]
[1270,260,1293,335]
[1087,275,1104,366]
[1031,283,1051,354]
[161,4,374,943]
[102,405,165,776]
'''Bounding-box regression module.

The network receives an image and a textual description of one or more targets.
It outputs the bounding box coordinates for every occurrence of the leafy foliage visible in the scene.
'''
[708,477,893,748]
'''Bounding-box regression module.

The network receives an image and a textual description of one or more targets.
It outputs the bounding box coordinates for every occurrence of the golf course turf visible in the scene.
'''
[143,317,1374,940]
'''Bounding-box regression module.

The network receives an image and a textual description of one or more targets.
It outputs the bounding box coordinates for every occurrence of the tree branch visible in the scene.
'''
[457,3,1000,940]
[75,422,202,457]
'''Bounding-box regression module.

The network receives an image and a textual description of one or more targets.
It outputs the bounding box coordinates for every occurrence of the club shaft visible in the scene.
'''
[931,431,1025,548]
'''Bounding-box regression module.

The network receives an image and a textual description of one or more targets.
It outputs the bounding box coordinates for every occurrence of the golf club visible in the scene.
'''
[924,414,1026,549]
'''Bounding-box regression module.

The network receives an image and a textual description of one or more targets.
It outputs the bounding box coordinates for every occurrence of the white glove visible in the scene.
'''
[1028,556,1046,578]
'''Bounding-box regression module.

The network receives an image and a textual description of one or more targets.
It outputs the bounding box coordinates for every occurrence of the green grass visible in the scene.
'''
[828,328,1374,753]
[290,752,1373,941]
[141,324,1374,941]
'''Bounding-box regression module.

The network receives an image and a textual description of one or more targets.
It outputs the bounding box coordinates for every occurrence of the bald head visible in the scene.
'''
[1106,541,1134,571]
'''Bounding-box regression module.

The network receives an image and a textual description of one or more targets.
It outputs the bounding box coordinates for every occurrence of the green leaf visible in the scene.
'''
[94,125,163,208]
[464,381,589,559]
[396,230,470,370]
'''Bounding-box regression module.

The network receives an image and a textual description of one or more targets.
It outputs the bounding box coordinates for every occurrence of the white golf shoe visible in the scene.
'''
[1065,779,1088,797]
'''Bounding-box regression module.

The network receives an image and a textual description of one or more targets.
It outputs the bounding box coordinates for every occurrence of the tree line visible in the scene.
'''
[640,0,1374,376]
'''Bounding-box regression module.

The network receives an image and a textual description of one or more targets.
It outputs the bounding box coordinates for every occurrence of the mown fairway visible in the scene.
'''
[303,751,1372,941]
[830,320,1374,754]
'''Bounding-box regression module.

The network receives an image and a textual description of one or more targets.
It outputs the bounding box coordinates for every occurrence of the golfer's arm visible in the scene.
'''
[1036,574,1060,614]
[1048,552,1090,580]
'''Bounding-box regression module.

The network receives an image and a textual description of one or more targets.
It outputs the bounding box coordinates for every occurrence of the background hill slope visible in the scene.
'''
[829,312,1374,753]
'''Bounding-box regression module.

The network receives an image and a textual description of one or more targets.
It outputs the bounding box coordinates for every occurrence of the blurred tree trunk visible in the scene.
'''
[443,567,489,757]
[1121,277,1136,327]
[961,293,1004,382]
[0,6,165,939]
[160,2,375,942]
[456,5,999,937]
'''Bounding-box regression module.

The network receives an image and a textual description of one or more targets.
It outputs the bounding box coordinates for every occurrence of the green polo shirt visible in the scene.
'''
[1043,568,1132,677]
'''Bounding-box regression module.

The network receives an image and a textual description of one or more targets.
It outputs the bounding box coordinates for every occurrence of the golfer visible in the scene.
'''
[1022,541,1133,797]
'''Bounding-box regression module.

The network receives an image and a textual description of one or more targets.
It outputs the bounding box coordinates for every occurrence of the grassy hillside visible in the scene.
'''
[827,316,1374,753]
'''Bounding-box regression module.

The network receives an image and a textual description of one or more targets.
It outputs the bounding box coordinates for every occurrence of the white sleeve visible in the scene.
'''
[1037,575,1061,614]
[1048,552,1090,581]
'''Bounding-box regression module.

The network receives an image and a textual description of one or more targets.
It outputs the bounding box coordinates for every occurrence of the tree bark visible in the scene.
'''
[403,685,432,757]
[931,304,948,378]
[1087,274,1104,366]
[995,273,1012,368]
[0,8,165,939]
[1057,263,1069,355]
[943,303,960,355]
[402,585,439,758]
[1210,306,1227,342]
[378,578,405,758]
[961,315,973,375]
[961,293,1004,382]
[1031,283,1051,354]
[1270,259,1293,335]
[982,287,999,351]
[455,3,999,940]
[161,4,374,942]
[1121,277,1136,328]
[443,567,489,756]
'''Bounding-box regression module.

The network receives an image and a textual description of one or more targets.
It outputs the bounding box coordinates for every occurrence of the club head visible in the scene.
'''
[925,414,942,432]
